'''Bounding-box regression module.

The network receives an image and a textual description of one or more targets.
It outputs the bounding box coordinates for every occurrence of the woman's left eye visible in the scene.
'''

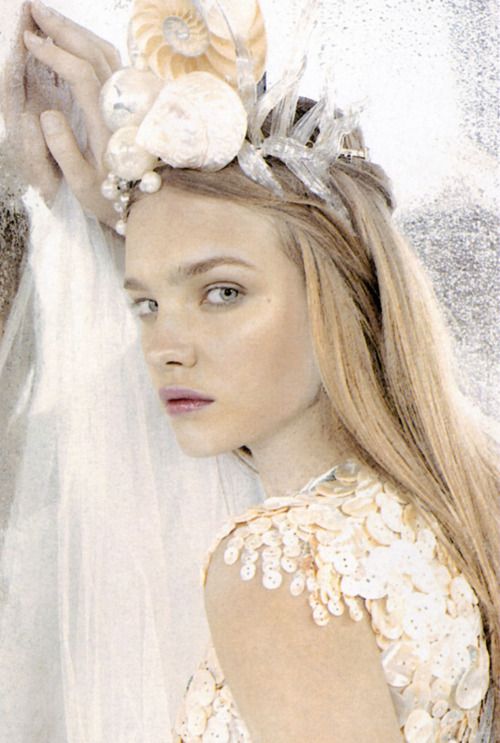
[204,286,242,306]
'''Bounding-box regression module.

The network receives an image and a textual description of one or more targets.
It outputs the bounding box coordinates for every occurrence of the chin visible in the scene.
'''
[172,427,238,459]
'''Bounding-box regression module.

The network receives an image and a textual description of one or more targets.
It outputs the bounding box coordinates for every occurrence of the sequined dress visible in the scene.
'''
[173,460,492,743]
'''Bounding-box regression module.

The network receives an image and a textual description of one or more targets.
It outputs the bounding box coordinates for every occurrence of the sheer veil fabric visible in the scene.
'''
[0,184,263,742]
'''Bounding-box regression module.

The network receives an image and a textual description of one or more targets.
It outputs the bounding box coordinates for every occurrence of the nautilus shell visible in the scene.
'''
[136,71,248,170]
[129,0,267,86]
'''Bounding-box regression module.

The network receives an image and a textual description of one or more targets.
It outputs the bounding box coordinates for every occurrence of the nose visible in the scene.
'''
[142,312,197,368]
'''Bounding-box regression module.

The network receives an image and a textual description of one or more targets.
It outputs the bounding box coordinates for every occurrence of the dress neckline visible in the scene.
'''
[298,463,339,494]
[259,457,361,504]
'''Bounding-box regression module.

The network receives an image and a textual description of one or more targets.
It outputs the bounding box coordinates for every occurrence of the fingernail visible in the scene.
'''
[24,30,45,45]
[32,0,61,18]
[40,111,63,134]
[32,0,49,16]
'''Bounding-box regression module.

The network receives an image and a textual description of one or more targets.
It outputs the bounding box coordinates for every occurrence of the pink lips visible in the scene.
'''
[159,387,214,417]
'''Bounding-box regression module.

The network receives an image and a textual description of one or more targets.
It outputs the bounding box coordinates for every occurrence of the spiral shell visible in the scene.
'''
[136,71,248,170]
[129,0,267,86]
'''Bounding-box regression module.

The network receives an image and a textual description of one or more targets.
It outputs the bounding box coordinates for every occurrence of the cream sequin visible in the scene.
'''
[175,460,491,743]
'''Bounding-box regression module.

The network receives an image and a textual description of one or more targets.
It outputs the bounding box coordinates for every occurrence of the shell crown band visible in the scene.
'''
[100,0,368,236]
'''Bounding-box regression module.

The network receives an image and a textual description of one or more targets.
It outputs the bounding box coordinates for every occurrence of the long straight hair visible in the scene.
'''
[150,143,500,717]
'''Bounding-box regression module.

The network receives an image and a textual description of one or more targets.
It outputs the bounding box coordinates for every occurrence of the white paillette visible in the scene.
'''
[174,460,492,743]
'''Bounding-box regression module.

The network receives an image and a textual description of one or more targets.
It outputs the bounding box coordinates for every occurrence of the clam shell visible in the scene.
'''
[130,0,267,85]
[136,71,248,170]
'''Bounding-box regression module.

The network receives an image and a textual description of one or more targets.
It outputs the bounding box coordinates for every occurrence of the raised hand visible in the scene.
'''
[2,0,122,228]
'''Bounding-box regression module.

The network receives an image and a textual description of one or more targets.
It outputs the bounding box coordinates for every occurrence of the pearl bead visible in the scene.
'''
[100,68,163,132]
[139,171,162,193]
[115,220,127,236]
[104,126,158,181]
[101,178,120,200]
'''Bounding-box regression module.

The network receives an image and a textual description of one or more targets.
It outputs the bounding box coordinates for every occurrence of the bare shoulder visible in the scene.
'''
[204,532,402,743]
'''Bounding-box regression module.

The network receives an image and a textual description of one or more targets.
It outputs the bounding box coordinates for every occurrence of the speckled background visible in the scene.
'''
[1,0,498,419]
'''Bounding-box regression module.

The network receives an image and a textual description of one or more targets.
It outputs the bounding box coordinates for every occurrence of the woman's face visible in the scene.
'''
[125,185,322,457]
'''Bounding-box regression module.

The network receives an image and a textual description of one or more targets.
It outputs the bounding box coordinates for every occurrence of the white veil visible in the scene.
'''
[0,183,262,741]
[0,0,498,741]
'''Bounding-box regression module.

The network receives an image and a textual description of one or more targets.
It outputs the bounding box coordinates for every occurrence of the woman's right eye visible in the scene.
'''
[130,298,158,318]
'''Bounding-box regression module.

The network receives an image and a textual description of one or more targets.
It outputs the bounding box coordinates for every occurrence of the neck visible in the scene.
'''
[247,390,354,499]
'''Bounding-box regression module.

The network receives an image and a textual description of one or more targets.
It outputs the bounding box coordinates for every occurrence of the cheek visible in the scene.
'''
[171,316,320,458]
[215,297,320,416]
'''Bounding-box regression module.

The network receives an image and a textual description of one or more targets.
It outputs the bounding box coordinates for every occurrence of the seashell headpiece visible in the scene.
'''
[100,0,368,235]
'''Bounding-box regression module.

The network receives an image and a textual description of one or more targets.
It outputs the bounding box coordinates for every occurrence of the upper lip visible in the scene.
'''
[159,386,214,402]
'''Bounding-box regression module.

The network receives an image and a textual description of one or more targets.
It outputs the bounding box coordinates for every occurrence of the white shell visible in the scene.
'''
[136,71,247,170]
[403,709,435,743]
[130,0,267,85]
[248,516,272,533]
[289,571,305,596]
[104,126,158,180]
[187,704,207,736]
[454,641,490,709]
[202,717,230,743]
[187,668,216,707]
[223,545,239,565]
[327,596,344,616]
[100,68,163,132]
[262,570,282,590]
[240,562,256,581]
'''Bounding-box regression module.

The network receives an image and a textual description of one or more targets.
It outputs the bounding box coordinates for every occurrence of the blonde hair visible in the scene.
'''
[146,121,500,721]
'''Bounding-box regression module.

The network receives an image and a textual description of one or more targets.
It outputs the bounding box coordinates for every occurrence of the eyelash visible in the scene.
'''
[205,285,242,306]
[129,285,243,318]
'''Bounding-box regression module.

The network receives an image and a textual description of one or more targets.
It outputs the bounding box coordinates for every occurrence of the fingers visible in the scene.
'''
[39,110,119,228]
[1,3,37,130]
[21,111,60,203]
[24,31,110,168]
[30,0,121,83]
[39,109,92,187]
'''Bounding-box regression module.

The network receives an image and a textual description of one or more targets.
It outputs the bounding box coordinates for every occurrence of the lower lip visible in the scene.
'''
[165,399,214,416]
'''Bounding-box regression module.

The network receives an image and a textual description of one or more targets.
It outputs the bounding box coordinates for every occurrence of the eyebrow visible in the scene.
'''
[123,256,257,291]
